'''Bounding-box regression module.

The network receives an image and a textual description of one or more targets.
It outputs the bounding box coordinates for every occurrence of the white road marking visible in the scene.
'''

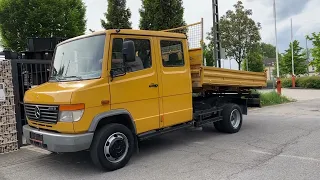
[249,150,320,162]
[249,150,273,155]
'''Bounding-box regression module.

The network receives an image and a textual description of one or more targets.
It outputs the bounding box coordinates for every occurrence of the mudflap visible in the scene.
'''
[246,94,261,108]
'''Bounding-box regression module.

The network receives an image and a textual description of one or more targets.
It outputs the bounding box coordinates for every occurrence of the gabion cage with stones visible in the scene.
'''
[0,60,18,154]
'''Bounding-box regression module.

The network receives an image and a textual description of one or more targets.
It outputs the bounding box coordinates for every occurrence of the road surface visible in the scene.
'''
[1,95,320,180]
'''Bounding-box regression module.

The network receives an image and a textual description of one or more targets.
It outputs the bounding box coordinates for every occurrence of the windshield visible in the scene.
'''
[50,34,106,81]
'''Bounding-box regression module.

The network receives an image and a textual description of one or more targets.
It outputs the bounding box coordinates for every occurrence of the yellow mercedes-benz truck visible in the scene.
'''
[23,26,266,171]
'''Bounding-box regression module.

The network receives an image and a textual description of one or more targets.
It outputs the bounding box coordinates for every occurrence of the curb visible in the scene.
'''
[248,101,298,112]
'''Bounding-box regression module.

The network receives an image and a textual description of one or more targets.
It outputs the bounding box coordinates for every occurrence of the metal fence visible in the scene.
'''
[162,19,204,50]
[11,59,52,147]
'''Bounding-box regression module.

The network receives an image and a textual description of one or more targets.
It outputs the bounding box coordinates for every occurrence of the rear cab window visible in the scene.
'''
[160,40,185,67]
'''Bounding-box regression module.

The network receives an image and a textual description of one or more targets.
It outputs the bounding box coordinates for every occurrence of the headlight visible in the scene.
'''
[59,104,85,122]
[59,110,84,122]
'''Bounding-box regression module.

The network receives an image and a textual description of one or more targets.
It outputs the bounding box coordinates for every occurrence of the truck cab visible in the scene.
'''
[23,29,265,171]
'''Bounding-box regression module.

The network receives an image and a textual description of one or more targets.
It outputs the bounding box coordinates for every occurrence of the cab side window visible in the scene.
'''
[111,38,152,74]
[160,40,185,67]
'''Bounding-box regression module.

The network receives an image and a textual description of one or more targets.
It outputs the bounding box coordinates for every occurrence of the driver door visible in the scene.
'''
[109,35,160,134]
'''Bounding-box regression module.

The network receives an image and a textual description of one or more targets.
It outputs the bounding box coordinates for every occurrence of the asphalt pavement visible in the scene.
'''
[1,90,320,180]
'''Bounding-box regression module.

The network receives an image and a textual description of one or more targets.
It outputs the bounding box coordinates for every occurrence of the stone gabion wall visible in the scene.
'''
[0,60,18,154]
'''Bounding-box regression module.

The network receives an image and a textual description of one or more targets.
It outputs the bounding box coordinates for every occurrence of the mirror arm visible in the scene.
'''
[110,70,114,82]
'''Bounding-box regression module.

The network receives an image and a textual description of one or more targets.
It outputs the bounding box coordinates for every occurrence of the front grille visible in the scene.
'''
[24,104,59,124]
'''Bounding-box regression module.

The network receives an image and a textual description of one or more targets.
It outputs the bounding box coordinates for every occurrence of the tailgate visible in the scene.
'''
[188,48,267,89]
[202,66,267,88]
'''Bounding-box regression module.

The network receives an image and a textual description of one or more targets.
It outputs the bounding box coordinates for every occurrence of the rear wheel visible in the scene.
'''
[213,121,224,132]
[90,124,135,171]
[218,103,243,133]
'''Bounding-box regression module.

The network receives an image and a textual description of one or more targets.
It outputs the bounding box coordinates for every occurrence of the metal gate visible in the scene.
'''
[11,59,52,147]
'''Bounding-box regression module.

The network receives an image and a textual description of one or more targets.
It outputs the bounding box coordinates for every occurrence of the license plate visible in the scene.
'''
[30,132,43,145]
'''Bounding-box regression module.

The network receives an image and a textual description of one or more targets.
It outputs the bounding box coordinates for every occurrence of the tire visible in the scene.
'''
[220,103,243,133]
[213,121,225,132]
[90,123,135,171]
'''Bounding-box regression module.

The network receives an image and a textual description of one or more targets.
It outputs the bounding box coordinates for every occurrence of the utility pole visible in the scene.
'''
[212,0,221,68]
[306,36,310,75]
[273,0,281,94]
[306,37,309,60]
[291,18,294,76]
[291,18,296,88]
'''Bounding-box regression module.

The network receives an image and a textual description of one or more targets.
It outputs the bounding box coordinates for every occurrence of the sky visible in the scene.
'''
[83,0,320,69]
[2,0,320,68]
[84,0,320,49]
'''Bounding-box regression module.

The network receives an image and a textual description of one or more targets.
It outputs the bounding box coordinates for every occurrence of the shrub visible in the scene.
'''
[280,76,320,89]
[296,76,320,89]
[299,76,320,89]
[281,78,292,88]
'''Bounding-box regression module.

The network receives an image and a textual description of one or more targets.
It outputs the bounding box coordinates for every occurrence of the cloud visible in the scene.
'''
[82,0,319,69]
[269,0,320,51]
[247,0,311,21]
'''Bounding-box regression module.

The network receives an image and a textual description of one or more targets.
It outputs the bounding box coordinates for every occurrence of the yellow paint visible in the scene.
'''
[189,48,203,66]
[155,37,193,127]
[108,35,160,134]
[23,29,267,137]
[201,66,267,87]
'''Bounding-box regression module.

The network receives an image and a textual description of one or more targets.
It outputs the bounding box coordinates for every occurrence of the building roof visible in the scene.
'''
[263,58,276,66]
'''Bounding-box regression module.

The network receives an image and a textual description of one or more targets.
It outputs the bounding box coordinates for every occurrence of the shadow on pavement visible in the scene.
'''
[42,126,223,174]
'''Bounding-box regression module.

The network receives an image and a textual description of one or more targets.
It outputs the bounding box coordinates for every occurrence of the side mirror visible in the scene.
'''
[122,40,135,62]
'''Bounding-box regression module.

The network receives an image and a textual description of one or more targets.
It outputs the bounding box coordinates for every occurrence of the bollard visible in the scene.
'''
[276,77,282,95]
[292,74,296,88]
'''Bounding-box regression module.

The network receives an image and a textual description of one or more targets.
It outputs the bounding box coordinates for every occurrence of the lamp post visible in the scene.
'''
[273,0,281,94]
[291,18,296,88]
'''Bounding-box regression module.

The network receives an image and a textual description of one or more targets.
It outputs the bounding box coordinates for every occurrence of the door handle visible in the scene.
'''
[149,83,158,88]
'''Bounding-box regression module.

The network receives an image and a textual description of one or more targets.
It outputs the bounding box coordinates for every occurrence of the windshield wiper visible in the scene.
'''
[49,76,61,81]
[63,76,83,80]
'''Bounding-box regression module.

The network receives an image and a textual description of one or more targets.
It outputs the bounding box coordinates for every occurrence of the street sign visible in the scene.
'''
[221,48,226,59]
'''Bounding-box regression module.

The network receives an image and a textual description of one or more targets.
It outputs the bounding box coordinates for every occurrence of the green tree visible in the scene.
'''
[307,32,320,72]
[101,0,132,29]
[242,50,264,72]
[260,42,276,58]
[280,40,307,76]
[139,0,186,30]
[202,42,214,66]
[0,0,86,52]
[207,1,261,70]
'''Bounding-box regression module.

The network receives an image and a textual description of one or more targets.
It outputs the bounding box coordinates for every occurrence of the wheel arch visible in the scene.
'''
[228,98,247,115]
[88,109,137,134]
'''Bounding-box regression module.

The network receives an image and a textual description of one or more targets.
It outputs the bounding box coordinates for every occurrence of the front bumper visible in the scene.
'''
[23,125,94,153]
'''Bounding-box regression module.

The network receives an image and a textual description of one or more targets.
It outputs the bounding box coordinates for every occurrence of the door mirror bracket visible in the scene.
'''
[110,67,126,81]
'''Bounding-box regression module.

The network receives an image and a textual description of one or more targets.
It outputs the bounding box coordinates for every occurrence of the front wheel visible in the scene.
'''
[90,123,135,171]
[217,103,243,133]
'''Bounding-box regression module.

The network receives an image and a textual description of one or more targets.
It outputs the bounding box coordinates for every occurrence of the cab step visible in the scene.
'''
[138,123,193,141]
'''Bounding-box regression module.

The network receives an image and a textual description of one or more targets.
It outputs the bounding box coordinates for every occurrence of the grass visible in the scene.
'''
[259,91,293,106]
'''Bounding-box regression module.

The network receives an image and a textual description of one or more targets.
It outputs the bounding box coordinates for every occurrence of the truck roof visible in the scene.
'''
[58,29,187,46]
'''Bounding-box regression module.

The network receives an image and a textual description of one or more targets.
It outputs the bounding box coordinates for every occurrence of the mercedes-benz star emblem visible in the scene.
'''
[34,106,41,119]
